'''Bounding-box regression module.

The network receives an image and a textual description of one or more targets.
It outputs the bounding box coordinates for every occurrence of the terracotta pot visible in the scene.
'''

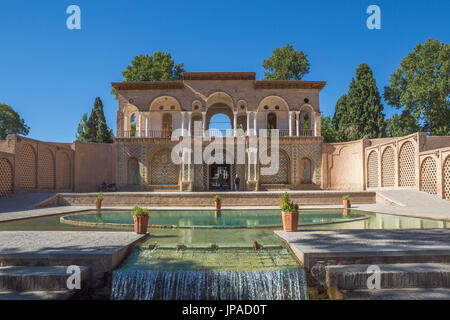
[343,199,351,209]
[95,200,102,210]
[281,211,299,232]
[215,201,222,210]
[133,215,149,234]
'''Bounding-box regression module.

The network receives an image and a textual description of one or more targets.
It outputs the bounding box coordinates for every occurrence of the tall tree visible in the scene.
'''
[321,115,340,143]
[384,39,450,135]
[112,52,185,98]
[0,104,30,140]
[262,44,310,80]
[385,112,420,137]
[76,97,114,143]
[335,64,385,141]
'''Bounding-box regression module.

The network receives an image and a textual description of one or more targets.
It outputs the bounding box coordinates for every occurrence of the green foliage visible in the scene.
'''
[342,195,350,200]
[279,192,299,212]
[0,104,30,140]
[262,44,310,80]
[76,97,114,143]
[112,52,185,99]
[96,192,104,201]
[321,115,340,143]
[214,194,221,202]
[385,112,420,137]
[384,39,450,136]
[332,64,385,141]
[132,205,149,216]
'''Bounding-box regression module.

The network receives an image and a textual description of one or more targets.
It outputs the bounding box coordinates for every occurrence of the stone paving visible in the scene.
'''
[275,229,450,270]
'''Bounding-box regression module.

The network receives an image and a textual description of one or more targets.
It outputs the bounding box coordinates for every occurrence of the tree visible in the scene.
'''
[385,112,420,137]
[321,115,340,143]
[112,52,185,98]
[76,113,89,142]
[262,44,310,80]
[334,64,385,141]
[0,104,30,140]
[76,97,114,143]
[384,39,450,135]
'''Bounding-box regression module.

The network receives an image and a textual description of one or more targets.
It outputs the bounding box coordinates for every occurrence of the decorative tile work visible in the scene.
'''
[260,149,289,184]
[17,143,36,189]
[0,158,13,194]
[38,148,55,189]
[399,141,416,187]
[381,147,395,187]
[150,148,179,185]
[444,156,450,200]
[420,157,437,195]
[297,143,322,185]
[367,151,379,188]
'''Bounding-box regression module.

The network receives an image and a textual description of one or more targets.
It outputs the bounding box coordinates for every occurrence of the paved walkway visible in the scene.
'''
[359,190,450,221]
[0,193,55,213]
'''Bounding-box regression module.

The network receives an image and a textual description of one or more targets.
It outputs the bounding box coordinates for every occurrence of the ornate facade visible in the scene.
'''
[112,72,326,192]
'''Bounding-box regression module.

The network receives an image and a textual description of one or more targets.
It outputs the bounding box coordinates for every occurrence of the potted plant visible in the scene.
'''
[132,205,149,234]
[95,192,104,210]
[280,192,299,232]
[214,194,222,210]
[342,195,351,209]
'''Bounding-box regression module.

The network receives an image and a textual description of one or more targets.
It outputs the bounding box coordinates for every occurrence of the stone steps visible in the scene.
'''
[326,263,450,300]
[327,263,450,290]
[341,288,450,300]
[0,266,90,292]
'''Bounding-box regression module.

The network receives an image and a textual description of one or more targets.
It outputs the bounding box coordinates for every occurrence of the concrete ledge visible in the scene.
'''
[275,229,450,270]
[55,191,376,207]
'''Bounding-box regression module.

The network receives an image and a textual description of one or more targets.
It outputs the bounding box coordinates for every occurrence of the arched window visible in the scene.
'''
[267,113,277,130]
[128,158,139,185]
[209,113,232,137]
[300,158,313,184]
[162,114,172,138]
[130,113,136,137]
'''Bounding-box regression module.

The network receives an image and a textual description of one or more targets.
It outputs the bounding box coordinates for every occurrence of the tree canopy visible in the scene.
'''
[112,52,185,98]
[321,115,340,143]
[76,97,114,143]
[0,104,30,140]
[384,39,449,136]
[262,44,310,80]
[333,64,385,141]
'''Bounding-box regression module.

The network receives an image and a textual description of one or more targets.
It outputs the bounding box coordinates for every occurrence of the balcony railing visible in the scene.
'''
[118,129,316,138]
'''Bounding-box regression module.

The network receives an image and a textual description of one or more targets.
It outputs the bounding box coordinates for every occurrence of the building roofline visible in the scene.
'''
[182,72,256,80]
[254,80,327,90]
[111,81,184,90]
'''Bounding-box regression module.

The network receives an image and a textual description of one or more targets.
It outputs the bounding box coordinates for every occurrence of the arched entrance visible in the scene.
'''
[299,157,313,184]
[128,158,139,185]
[209,163,231,191]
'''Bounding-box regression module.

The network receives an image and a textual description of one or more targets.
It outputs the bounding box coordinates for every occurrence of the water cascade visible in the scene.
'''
[111,269,308,300]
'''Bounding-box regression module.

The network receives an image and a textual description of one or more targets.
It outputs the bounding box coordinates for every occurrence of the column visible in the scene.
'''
[246,111,250,136]
[233,111,238,137]
[145,113,148,137]
[247,152,251,180]
[187,112,192,137]
[138,112,142,137]
[123,115,127,137]
[202,111,206,137]
[253,112,257,136]
[253,151,257,180]
[296,111,300,136]
[289,112,293,137]
[181,112,185,137]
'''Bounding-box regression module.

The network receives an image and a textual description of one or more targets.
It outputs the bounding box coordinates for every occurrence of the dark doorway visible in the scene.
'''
[209,164,231,191]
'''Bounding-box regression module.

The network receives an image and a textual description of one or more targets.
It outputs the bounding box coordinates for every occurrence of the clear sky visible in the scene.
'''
[0,0,448,142]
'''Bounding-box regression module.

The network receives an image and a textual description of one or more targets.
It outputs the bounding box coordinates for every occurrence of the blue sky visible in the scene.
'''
[0,0,448,142]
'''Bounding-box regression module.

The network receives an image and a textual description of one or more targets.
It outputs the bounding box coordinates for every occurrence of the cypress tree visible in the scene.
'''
[334,64,385,141]
[76,97,114,143]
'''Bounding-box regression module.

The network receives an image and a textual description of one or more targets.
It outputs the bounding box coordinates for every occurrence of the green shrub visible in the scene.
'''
[279,192,299,212]
[342,195,350,200]
[96,192,104,201]
[214,195,221,202]
[132,205,149,216]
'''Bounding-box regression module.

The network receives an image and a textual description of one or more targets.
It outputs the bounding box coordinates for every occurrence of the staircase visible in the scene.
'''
[326,263,450,300]
[0,265,90,300]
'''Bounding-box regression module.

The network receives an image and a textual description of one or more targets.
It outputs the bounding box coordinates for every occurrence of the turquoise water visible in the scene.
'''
[62,209,367,228]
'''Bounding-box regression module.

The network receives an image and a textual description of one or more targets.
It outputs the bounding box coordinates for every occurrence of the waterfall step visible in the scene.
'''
[0,266,90,291]
[0,290,78,300]
[339,288,450,300]
[326,263,450,291]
